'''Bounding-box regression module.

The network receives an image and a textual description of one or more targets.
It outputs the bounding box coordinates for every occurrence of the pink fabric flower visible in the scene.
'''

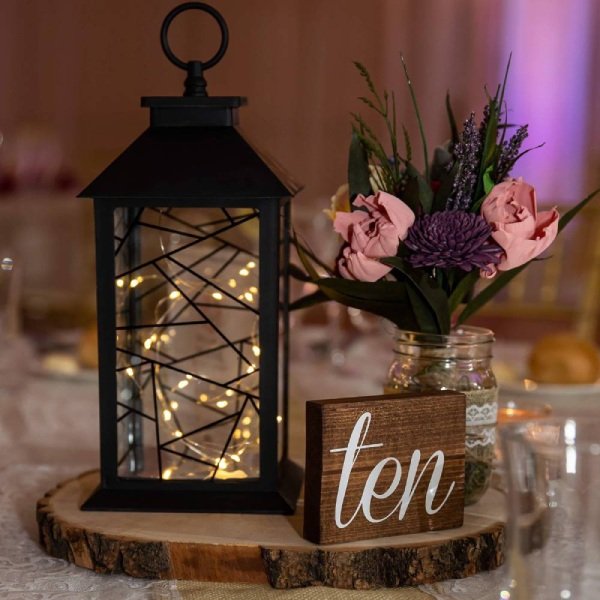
[480,178,559,277]
[333,191,415,282]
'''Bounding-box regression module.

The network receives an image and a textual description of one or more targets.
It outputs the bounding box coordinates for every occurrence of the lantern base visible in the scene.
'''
[80,459,303,514]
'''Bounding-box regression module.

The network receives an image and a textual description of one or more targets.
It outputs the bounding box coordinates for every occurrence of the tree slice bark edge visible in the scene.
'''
[36,471,505,588]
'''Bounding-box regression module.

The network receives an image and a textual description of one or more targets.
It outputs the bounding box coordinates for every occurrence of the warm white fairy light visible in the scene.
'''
[277,415,283,423]
[143,253,265,477]
[116,278,125,288]
[126,367,134,377]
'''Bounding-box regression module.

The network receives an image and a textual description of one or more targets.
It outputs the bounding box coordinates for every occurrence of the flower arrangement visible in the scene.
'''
[294,59,599,334]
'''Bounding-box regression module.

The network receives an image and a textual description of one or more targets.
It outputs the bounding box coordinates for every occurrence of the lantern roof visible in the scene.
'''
[79,3,301,202]
[78,103,300,201]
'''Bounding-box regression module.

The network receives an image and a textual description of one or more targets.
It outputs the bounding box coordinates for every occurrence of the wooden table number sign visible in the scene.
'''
[304,391,466,545]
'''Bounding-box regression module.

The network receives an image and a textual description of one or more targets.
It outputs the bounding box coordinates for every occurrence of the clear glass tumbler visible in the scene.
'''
[501,417,600,599]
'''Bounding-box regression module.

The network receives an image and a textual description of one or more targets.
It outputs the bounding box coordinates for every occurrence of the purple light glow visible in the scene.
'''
[500,0,594,203]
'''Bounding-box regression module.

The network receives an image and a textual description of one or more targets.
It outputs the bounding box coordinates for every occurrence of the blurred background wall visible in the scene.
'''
[0,0,599,339]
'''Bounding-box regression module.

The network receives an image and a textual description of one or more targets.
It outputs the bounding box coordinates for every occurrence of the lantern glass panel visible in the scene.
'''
[113,205,261,482]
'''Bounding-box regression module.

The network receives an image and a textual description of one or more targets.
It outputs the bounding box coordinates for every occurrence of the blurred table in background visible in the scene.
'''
[0,192,96,335]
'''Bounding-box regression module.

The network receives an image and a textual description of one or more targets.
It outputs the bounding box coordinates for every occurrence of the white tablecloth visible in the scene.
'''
[0,336,512,600]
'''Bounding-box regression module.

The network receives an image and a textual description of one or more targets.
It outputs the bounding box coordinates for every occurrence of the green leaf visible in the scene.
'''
[381,256,451,333]
[406,285,438,334]
[317,277,421,331]
[457,267,525,325]
[558,187,600,233]
[483,165,495,195]
[448,270,479,314]
[289,289,329,311]
[348,129,372,200]
[288,263,312,282]
[401,56,430,182]
[402,125,412,163]
[446,91,459,147]
[294,235,320,282]
[293,233,335,277]
[496,53,512,119]
[404,163,433,214]
[432,161,458,212]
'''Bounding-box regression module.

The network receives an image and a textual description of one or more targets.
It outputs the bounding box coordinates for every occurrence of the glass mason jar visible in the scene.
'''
[385,326,497,505]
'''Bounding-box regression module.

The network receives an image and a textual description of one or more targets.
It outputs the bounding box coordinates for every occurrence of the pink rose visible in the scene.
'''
[333,191,415,282]
[480,178,559,277]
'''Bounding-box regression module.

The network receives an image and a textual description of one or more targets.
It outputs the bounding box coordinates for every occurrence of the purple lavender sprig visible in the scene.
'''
[479,102,491,136]
[496,124,528,179]
[446,113,482,211]
[405,211,503,272]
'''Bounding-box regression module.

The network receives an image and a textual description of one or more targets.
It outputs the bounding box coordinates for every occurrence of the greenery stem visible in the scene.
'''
[401,55,429,182]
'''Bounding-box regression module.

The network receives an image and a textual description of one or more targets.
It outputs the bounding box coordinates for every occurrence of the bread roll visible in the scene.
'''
[528,333,600,384]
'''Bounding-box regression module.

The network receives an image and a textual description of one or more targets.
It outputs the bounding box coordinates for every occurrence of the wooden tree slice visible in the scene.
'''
[37,471,505,589]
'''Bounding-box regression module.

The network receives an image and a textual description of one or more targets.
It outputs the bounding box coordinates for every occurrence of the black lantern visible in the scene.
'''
[79,3,302,514]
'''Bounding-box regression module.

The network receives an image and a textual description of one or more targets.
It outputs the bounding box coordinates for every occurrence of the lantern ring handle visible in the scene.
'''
[160,2,229,71]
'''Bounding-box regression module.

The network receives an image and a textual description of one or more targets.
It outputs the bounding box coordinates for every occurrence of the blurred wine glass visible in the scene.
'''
[0,254,34,391]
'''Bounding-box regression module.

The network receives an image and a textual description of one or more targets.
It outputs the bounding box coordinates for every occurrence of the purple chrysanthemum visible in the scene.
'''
[405,211,503,271]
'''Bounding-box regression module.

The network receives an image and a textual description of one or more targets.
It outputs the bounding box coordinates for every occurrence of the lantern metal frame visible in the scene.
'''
[78,3,302,514]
